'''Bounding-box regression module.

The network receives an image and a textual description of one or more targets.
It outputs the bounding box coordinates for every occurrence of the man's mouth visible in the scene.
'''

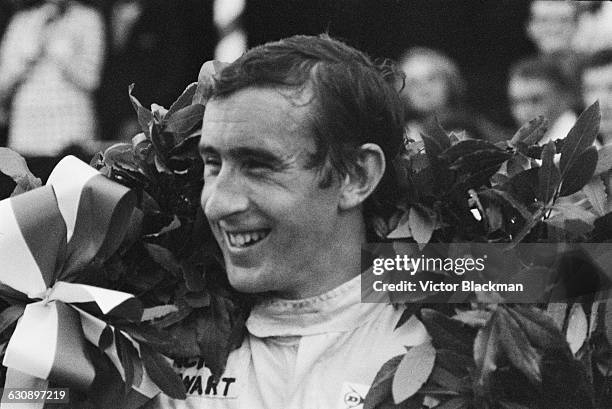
[225,229,270,248]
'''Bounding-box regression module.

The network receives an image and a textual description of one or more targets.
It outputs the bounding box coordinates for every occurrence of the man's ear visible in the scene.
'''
[338,143,385,211]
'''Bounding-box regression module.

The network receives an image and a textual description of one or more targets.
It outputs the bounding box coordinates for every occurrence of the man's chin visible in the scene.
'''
[226,265,270,294]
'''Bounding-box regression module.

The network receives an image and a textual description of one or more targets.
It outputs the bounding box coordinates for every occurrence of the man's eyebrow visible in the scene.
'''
[199,145,218,156]
[199,145,288,166]
[228,147,288,167]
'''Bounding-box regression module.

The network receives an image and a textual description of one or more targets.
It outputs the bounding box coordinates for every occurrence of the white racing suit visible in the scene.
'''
[151,275,429,409]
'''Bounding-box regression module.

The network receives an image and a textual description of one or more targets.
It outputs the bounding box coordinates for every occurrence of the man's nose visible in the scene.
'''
[201,170,250,221]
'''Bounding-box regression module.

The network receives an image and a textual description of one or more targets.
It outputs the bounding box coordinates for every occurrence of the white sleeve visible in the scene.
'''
[0,12,38,98]
[47,5,106,91]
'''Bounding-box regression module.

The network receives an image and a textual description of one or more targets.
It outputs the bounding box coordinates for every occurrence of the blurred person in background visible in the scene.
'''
[508,56,578,144]
[525,0,583,83]
[398,47,508,145]
[0,0,104,179]
[213,0,246,62]
[526,0,578,57]
[577,49,612,210]
[581,49,612,147]
[572,1,612,56]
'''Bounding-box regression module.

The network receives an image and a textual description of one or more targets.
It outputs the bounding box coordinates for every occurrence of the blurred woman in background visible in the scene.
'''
[399,47,508,145]
[0,0,104,177]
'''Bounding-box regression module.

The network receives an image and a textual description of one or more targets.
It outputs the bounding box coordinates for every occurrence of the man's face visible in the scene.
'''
[582,64,612,141]
[508,76,563,126]
[400,56,450,115]
[199,87,344,299]
[527,1,577,54]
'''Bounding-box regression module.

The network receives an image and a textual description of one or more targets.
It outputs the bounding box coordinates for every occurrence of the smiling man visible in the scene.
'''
[153,34,428,409]
[200,86,356,299]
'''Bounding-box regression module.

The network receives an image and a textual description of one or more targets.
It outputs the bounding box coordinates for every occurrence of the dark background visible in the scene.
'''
[0,0,536,141]
[244,0,535,127]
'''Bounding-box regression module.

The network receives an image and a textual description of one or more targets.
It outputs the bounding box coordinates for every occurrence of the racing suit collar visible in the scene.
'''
[246,274,386,338]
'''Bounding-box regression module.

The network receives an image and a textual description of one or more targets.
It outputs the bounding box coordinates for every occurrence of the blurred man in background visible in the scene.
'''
[527,0,578,57]
[581,49,612,146]
[508,56,578,144]
[526,0,584,91]
[0,0,105,179]
[572,1,612,56]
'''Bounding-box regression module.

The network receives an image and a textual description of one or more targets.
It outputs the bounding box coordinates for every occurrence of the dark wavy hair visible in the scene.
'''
[210,34,405,233]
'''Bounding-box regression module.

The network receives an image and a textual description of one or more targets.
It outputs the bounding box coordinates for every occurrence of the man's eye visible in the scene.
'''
[244,159,273,171]
[203,156,221,175]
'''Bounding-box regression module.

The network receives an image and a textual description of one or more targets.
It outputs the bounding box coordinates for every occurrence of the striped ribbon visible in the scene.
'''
[0,156,159,408]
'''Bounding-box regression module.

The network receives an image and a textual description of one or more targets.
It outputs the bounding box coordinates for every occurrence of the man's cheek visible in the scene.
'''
[200,191,209,213]
[210,225,226,248]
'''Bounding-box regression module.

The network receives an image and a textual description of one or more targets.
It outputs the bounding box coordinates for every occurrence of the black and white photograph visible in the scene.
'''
[1,1,612,408]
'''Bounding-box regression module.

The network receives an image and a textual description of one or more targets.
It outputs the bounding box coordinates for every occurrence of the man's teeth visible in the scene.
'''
[227,230,269,247]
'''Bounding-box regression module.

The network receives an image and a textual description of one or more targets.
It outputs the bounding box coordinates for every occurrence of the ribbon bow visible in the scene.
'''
[0,156,159,408]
